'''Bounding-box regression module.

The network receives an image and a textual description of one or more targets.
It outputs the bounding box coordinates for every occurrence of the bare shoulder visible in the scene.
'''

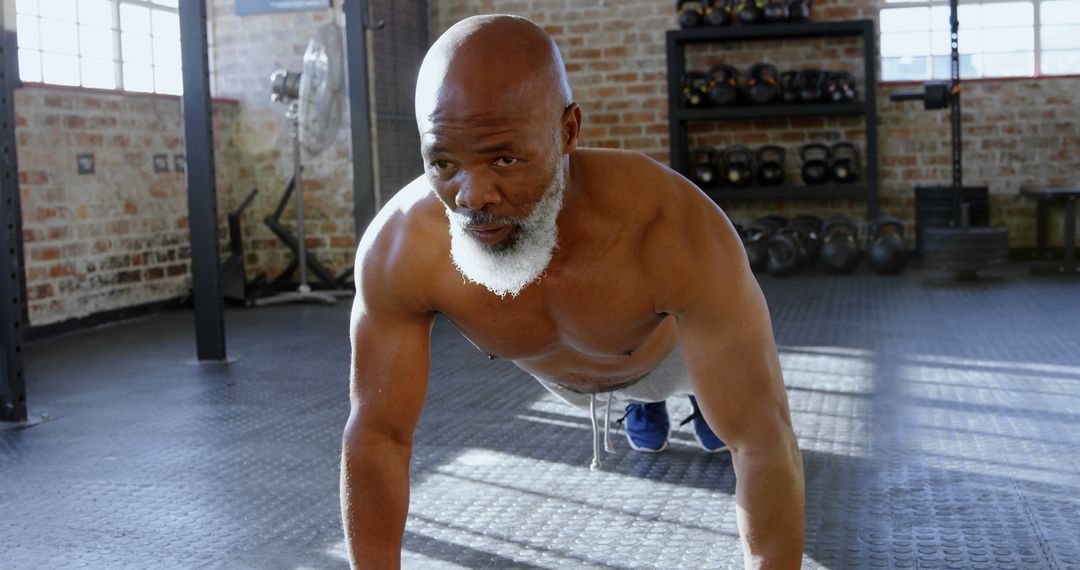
[353,176,446,315]
[577,148,747,311]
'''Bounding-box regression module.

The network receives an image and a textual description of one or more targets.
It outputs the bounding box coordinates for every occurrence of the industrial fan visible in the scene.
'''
[256,21,354,306]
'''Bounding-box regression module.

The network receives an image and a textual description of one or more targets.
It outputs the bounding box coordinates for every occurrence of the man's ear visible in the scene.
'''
[560,103,582,154]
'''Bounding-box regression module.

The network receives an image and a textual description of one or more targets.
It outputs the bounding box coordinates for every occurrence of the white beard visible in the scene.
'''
[446,159,566,298]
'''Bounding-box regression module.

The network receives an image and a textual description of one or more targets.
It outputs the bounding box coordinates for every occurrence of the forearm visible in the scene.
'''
[731,432,805,570]
[340,432,412,569]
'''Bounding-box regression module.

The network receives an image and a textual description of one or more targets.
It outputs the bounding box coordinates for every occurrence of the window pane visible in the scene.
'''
[1042,0,1080,24]
[16,0,39,16]
[42,52,80,85]
[153,39,180,69]
[1042,25,1080,50]
[40,19,78,55]
[1041,49,1080,74]
[982,27,1034,52]
[123,62,154,92]
[18,50,42,83]
[930,4,983,31]
[81,58,115,89]
[120,4,151,35]
[78,0,113,28]
[39,0,76,21]
[880,7,930,33]
[151,10,179,39]
[978,52,1035,76]
[882,31,931,57]
[79,25,114,60]
[155,67,182,95]
[933,28,983,55]
[17,15,40,49]
[932,54,978,79]
[153,0,179,7]
[882,56,929,81]
[982,2,1033,27]
[121,33,153,64]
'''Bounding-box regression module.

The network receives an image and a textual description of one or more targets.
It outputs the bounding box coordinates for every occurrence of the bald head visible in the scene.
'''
[415,15,572,126]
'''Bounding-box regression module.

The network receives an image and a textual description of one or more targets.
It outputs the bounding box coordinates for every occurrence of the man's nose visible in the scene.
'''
[455,170,502,211]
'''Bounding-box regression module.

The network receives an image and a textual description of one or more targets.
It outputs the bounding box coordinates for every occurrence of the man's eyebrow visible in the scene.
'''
[473,142,519,154]
[423,144,451,154]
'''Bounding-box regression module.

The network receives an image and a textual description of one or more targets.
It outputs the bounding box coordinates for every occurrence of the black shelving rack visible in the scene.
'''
[666,20,879,218]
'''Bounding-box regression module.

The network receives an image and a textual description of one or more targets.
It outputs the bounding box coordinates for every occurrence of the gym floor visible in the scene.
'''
[3,264,1079,569]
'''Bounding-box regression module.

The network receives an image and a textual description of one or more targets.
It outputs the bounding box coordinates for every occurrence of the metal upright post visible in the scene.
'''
[0,5,27,422]
[949,0,962,190]
[343,0,379,244]
[179,0,226,361]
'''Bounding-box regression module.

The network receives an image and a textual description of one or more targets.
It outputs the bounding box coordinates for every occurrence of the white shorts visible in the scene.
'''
[532,343,693,409]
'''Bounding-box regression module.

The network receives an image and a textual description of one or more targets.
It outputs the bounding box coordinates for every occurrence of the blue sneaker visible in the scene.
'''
[618,401,671,452]
[681,396,727,453]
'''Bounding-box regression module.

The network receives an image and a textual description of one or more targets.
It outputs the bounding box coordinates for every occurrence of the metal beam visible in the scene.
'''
[179,0,226,361]
[343,0,379,245]
[0,3,27,423]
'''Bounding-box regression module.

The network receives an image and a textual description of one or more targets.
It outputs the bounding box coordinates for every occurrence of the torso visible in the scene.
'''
[399,148,709,394]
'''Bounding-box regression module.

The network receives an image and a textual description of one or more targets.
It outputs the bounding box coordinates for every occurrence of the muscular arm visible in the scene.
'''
[341,197,437,569]
[651,177,804,569]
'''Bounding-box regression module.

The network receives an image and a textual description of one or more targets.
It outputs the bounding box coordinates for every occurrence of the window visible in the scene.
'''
[880,0,1080,80]
[16,0,183,95]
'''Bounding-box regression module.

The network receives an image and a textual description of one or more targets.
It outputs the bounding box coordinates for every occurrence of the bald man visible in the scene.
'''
[341,14,804,569]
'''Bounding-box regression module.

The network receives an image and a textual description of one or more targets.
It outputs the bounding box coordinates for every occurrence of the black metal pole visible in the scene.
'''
[950,0,962,190]
[179,0,226,361]
[343,0,379,245]
[0,17,27,423]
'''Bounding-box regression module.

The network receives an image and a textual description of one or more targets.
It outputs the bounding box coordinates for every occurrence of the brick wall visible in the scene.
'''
[208,0,357,283]
[16,86,239,327]
[430,0,1080,247]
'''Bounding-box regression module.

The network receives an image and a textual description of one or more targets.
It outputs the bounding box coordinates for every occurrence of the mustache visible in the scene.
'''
[450,209,523,227]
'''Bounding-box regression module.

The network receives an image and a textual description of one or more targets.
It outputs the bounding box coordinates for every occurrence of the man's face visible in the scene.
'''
[420,106,568,297]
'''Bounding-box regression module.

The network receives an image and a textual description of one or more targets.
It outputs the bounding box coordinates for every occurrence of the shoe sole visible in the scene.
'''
[625,424,672,453]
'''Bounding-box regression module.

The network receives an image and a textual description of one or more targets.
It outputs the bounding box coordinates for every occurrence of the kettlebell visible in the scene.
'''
[755,145,786,187]
[780,71,800,104]
[796,69,824,103]
[761,0,789,23]
[866,216,909,275]
[820,216,861,274]
[754,215,788,233]
[799,143,831,185]
[835,71,858,102]
[677,0,706,28]
[707,64,741,107]
[735,0,762,25]
[722,146,755,188]
[703,0,733,26]
[747,63,780,106]
[830,142,860,184]
[767,228,804,277]
[681,71,710,108]
[688,147,720,187]
[743,223,773,272]
[790,214,823,266]
[788,0,812,22]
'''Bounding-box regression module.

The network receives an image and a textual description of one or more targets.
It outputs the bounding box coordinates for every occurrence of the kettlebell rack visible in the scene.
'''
[666,20,879,218]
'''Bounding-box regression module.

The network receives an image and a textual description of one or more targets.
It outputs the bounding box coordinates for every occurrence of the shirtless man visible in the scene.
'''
[341,14,804,569]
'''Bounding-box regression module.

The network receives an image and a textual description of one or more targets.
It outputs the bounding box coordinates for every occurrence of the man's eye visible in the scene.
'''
[495,157,518,167]
[432,160,453,171]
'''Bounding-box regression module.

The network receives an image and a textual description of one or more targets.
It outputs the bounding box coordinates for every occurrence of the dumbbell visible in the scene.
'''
[677,0,706,28]
[866,216,909,275]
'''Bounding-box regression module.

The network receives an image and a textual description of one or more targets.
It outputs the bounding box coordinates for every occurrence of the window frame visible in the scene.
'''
[879,0,1080,82]
[16,0,182,95]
